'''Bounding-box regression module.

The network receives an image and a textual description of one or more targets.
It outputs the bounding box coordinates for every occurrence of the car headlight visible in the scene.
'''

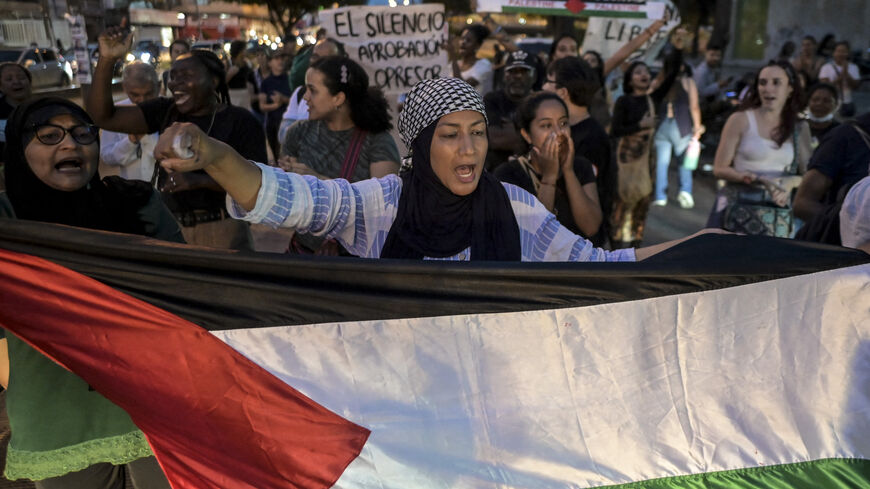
[140,52,151,63]
[126,53,135,62]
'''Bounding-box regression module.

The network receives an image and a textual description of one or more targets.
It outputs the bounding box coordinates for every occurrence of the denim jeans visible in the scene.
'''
[654,117,693,201]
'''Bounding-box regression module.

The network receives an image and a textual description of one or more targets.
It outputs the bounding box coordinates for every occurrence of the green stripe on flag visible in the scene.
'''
[604,458,870,488]
[500,6,647,17]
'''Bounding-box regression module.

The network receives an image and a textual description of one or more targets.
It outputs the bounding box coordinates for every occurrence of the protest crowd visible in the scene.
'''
[0,6,868,488]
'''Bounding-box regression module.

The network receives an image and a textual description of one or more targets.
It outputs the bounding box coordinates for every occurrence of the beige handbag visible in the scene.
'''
[616,95,655,205]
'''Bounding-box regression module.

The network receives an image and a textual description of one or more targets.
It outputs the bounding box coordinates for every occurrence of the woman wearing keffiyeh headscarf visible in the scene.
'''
[0,97,181,487]
[156,77,721,261]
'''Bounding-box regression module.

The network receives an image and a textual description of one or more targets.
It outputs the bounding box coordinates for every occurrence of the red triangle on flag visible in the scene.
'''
[0,248,370,489]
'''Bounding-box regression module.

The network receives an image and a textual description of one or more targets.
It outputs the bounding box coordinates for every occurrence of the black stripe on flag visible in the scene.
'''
[0,218,866,331]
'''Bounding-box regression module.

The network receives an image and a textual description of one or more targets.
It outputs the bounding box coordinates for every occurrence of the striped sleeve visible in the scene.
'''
[227,165,402,258]
[503,183,636,262]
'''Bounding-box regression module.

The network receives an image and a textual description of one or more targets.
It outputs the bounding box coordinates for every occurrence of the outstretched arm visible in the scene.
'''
[602,18,667,76]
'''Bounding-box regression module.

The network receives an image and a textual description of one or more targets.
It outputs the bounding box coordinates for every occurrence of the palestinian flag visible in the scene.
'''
[1,218,868,489]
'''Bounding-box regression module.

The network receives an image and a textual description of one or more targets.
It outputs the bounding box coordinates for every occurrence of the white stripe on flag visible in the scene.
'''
[213,264,870,488]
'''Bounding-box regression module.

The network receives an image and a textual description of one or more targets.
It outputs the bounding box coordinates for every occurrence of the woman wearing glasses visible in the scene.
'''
[0,97,180,488]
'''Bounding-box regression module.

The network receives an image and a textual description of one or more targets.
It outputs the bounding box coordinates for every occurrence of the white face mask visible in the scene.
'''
[807,112,835,123]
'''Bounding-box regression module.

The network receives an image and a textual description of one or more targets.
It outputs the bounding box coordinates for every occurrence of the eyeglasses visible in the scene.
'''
[544,78,560,86]
[29,123,98,145]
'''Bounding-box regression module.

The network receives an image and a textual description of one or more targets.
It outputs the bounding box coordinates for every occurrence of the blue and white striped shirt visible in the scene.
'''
[228,164,636,262]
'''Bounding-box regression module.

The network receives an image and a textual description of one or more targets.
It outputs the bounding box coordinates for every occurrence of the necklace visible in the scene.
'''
[203,105,218,136]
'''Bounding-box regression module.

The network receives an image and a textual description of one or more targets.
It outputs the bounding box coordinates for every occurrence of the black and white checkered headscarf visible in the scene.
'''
[398,77,488,149]
[381,77,521,261]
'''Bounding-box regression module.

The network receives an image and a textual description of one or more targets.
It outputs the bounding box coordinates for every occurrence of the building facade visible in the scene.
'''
[727,0,870,66]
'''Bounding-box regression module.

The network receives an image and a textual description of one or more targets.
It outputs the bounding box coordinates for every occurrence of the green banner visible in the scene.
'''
[501,6,647,17]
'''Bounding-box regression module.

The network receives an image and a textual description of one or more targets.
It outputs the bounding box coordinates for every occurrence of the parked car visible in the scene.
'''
[0,46,74,88]
[128,39,164,67]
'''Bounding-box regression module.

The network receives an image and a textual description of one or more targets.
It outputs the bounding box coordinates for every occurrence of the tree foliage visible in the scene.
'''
[238,0,365,39]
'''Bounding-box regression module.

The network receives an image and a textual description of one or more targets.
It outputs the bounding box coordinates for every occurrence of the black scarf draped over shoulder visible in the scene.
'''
[381,123,521,260]
[3,97,153,235]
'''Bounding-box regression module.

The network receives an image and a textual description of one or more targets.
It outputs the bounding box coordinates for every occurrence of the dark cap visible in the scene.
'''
[504,50,535,73]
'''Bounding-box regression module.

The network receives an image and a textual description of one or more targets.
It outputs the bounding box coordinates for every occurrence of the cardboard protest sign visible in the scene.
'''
[581,1,680,61]
[67,14,91,85]
[321,4,448,99]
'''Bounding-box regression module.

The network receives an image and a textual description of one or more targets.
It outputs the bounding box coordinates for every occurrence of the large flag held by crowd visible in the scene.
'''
[0,218,868,489]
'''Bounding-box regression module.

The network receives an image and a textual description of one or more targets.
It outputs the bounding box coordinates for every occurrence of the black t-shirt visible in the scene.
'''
[570,117,612,245]
[808,113,870,205]
[227,64,253,89]
[494,155,596,238]
[260,73,291,125]
[809,120,840,145]
[570,117,611,176]
[571,119,612,196]
[483,90,521,171]
[138,97,267,213]
[0,97,14,119]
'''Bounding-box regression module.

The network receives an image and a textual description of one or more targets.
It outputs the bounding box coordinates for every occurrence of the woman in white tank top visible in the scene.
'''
[708,60,812,229]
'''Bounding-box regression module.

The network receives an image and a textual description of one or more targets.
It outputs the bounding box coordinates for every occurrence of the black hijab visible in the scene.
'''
[3,97,152,234]
[381,78,521,260]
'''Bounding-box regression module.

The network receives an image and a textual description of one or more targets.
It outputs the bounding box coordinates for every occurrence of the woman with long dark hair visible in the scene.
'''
[494,91,602,238]
[0,97,181,489]
[86,25,266,250]
[708,60,811,231]
[277,55,399,254]
[279,55,398,182]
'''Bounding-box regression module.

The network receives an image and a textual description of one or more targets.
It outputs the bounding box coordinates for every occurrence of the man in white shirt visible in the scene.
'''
[819,41,861,117]
[100,61,160,182]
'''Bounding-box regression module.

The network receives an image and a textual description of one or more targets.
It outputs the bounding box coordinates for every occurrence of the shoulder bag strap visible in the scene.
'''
[847,120,870,150]
[787,124,800,175]
[339,129,368,181]
[516,155,542,192]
